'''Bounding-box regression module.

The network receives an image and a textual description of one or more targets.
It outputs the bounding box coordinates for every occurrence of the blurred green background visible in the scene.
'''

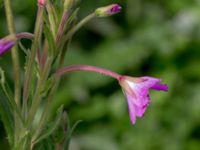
[1,0,200,149]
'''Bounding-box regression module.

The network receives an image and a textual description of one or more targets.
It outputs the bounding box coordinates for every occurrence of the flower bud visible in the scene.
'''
[38,0,46,6]
[95,4,121,17]
[0,35,16,56]
[0,32,34,56]
[64,0,73,10]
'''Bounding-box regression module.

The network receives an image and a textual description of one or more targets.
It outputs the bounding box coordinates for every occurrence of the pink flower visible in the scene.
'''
[56,65,168,125]
[119,76,168,124]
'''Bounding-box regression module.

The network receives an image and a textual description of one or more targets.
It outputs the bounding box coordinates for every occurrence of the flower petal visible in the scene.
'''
[119,75,168,125]
[151,83,168,91]
[126,94,137,124]
[138,76,161,89]
[126,80,150,107]
[126,93,149,124]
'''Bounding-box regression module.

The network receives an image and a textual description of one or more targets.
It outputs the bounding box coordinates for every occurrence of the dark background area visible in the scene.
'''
[1,0,200,149]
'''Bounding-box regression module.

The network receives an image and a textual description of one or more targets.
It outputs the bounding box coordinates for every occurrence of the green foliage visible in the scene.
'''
[34,105,64,145]
[52,0,200,150]
[0,85,14,145]
[1,0,200,150]
[0,0,3,8]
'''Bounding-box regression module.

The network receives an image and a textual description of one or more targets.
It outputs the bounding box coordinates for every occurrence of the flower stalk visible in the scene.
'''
[61,13,96,45]
[56,11,69,42]
[23,4,44,117]
[56,65,168,124]
[4,0,21,107]
[4,0,23,147]
[26,57,52,127]
[0,32,34,56]
[56,65,122,80]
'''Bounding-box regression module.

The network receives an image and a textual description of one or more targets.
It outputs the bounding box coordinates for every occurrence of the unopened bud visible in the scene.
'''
[0,35,16,56]
[64,0,73,10]
[0,32,33,56]
[38,0,46,6]
[95,4,121,17]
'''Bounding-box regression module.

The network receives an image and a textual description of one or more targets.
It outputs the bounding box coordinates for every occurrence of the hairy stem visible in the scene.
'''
[4,0,22,147]
[60,13,96,48]
[56,65,122,80]
[32,65,121,143]
[56,11,68,42]
[23,5,44,118]
[27,58,52,127]
[4,0,21,107]
[16,32,34,39]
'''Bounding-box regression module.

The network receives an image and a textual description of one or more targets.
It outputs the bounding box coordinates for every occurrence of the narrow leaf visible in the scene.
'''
[0,68,24,123]
[34,105,64,144]
[43,24,56,56]
[0,86,14,144]
[64,119,82,149]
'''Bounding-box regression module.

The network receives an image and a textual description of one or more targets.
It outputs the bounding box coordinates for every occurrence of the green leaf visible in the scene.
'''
[58,112,82,149]
[58,8,80,49]
[64,119,82,149]
[46,3,58,37]
[43,24,56,56]
[40,77,54,98]
[64,8,80,34]
[0,83,14,144]
[34,105,64,144]
[0,68,24,124]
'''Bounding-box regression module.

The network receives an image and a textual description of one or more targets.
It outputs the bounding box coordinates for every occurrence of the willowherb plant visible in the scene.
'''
[0,0,168,149]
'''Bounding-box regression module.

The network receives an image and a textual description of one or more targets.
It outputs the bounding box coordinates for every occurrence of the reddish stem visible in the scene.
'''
[56,11,68,42]
[56,65,122,80]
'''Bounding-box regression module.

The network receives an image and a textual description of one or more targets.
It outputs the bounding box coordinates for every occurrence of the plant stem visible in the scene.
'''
[22,5,44,117]
[4,0,22,147]
[4,0,21,107]
[56,65,122,80]
[60,13,96,48]
[32,65,121,143]
[58,12,96,65]
[31,10,70,142]
[66,13,96,38]
[26,58,52,127]
[31,77,59,146]
[16,32,34,39]
[32,13,97,145]
[56,11,68,42]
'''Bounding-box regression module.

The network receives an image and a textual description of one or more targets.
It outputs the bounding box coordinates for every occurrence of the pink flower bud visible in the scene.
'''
[119,76,168,124]
[0,32,33,56]
[38,0,45,6]
[0,35,16,56]
[95,4,121,17]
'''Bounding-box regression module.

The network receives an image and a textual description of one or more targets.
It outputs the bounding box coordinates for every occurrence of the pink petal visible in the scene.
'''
[126,94,137,124]
[126,93,149,124]
[151,83,168,91]
[120,76,168,125]
[135,104,149,117]
[108,4,122,14]
[139,77,161,88]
